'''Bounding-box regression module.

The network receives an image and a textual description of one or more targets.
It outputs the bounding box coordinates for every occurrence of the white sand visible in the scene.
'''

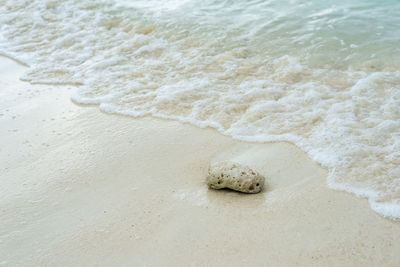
[1,56,399,266]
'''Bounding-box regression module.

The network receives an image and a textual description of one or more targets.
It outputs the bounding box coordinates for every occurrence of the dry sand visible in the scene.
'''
[1,56,399,266]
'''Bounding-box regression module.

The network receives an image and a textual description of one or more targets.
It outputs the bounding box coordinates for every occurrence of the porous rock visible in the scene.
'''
[206,161,265,193]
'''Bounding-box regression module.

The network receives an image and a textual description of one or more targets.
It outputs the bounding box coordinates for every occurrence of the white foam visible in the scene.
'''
[0,0,399,219]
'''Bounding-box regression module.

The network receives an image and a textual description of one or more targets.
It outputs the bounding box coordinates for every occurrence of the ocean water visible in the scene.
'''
[0,0,399,219]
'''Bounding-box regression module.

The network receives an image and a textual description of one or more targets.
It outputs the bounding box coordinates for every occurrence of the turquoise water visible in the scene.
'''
[0,0,399,219]
[115,0,400,68]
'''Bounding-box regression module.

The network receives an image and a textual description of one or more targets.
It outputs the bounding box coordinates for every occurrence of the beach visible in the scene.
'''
[1,55,400,266]
[2,0,400,219]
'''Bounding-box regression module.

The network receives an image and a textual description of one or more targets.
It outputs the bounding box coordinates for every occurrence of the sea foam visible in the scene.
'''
[0,0,399,219]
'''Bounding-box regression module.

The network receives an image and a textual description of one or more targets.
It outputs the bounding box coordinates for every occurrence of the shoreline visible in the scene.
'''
[1,55,399,266]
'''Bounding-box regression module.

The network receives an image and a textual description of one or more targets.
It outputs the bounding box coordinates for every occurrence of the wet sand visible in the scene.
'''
[1,56,399,266]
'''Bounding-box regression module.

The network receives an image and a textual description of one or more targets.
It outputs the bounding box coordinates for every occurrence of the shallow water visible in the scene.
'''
[0,0,399,219]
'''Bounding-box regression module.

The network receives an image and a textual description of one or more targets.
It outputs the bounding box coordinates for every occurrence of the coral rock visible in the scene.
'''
[206,161,265,193]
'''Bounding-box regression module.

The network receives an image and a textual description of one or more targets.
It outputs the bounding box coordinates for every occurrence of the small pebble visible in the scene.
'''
[206,161,265,193]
